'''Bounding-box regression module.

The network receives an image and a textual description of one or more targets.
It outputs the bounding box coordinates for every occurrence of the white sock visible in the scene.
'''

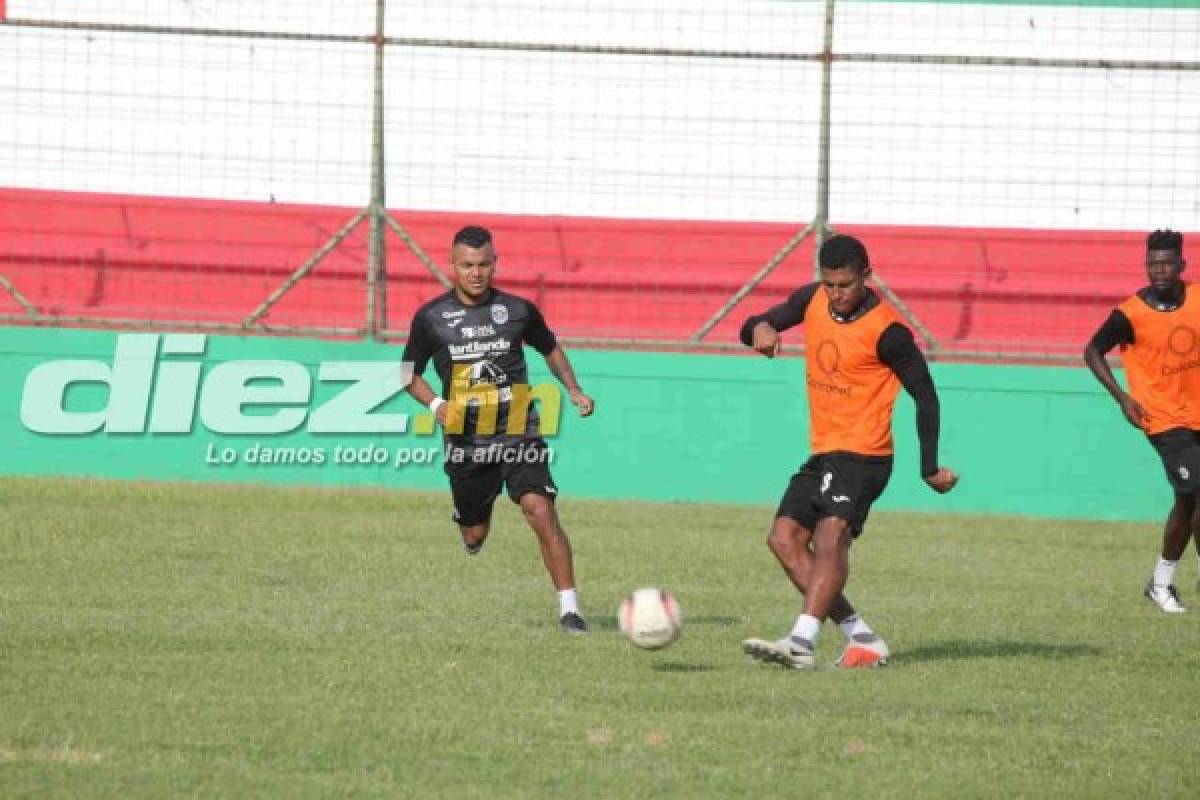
[1153,557,1179,588]
[789,613,821,645]
[837,613,874,641]
[558,589,579,616]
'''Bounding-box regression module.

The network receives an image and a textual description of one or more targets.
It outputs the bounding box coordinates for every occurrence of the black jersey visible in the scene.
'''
[403,289,558,446]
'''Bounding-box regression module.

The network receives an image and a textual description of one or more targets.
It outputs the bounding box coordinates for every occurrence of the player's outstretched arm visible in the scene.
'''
[543,346,594,417]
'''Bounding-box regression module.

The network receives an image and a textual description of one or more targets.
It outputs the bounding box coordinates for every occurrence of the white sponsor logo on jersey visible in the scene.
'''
[461,324,496,339]
[448,338,512,360]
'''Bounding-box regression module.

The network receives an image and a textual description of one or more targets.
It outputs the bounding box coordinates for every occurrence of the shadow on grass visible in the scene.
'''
[651,662,717,673]
[590,615,742,632]
[898,639,1101,663]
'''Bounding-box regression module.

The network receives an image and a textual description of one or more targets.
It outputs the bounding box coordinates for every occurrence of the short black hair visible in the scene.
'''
[452,225,493,249]
[818,234,869,273]
[1147,229,1183,256]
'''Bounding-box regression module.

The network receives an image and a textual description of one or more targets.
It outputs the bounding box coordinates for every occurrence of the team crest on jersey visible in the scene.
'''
[491,304,509,325]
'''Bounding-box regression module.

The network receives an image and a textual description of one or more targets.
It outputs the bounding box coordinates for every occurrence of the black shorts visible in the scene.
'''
[1148,428,1200,494]
[443,437,558,526]
[775,452,893,536]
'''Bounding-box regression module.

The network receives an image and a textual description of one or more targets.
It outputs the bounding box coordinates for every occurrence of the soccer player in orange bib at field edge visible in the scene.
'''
[1085,229,1199,614]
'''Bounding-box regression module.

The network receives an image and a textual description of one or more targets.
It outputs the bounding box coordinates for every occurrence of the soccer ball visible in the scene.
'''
[618,588,682,650]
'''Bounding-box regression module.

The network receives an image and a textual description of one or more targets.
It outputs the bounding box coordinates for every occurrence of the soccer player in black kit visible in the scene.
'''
[403,226,595,633]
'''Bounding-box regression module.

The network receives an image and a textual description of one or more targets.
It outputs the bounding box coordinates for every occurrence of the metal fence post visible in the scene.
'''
[813,0,835,279]
[366,0,388,340]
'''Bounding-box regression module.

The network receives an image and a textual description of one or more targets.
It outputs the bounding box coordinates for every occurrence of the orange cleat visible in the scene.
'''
[836,634,890,668]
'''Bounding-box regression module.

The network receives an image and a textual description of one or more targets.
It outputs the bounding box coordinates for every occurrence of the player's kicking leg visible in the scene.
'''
[744,515,888,669]
[769,515,888,667]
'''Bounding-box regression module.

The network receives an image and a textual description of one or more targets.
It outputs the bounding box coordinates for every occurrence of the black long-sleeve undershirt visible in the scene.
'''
[1087,309,1134,355]
[738,284,819,344]
[740,285,940,476]
[877,323,940,477]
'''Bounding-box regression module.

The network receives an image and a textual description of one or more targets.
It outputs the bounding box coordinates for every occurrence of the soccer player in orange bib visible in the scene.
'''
[1084,229,1197,613]
[739,234,958,669]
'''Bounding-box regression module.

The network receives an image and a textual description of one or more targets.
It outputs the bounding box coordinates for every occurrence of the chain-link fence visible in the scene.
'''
[2,0,1197,359]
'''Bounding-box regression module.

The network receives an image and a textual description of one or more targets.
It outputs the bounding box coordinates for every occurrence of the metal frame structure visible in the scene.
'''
[2,1,1197,360]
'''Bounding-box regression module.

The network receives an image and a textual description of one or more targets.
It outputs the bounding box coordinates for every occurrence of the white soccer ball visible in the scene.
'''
[618,588,682,650]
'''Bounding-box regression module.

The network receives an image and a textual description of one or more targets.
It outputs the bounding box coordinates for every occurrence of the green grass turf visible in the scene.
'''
[1,477,1198,798]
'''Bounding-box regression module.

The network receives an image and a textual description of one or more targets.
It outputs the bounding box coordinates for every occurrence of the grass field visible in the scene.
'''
[1,477,1198,798]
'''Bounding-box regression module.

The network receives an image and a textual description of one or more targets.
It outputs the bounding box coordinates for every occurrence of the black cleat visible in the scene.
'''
[559,612,588,634]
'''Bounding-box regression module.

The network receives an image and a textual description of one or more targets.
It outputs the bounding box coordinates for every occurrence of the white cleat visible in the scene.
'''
[836,633,891,668]
[1144,582,1187,614]
[742,636,816,670]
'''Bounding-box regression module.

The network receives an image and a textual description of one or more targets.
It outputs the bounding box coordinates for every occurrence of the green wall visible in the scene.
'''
[0,326,1168,521]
